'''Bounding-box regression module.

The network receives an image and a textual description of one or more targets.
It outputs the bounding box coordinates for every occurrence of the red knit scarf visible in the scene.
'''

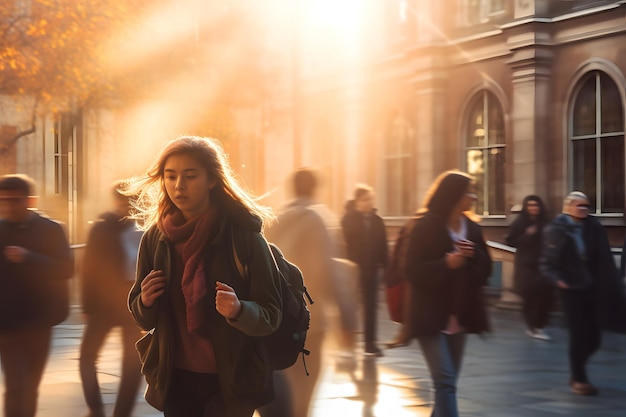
[159,208,217,333]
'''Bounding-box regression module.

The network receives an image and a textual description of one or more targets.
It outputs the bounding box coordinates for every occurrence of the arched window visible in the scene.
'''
[570,71,624,214]
[384,111,414,216]
[464,90,505,216]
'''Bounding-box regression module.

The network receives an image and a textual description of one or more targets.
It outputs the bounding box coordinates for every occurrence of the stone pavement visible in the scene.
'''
[1,305,626,417]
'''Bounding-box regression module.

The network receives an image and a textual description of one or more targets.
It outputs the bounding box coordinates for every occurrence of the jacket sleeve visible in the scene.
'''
[227,232,282,337]
[27,220,73,283]
[539,223,565,285]
[128,227,161,330]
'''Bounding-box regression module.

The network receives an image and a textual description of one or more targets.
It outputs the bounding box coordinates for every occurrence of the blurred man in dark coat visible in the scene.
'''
[541,191,626,396]
[0,174,73,417]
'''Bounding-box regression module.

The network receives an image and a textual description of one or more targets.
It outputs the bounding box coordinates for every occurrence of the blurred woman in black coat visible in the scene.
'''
[405,170,491,417]
[505,195,554,340]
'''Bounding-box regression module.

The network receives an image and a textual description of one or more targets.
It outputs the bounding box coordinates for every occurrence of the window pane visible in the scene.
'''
[467,150,485,215]
[487,93,505,145]
[388,114,413,155]
[601,136,625,213]
[385,156,412,216]
[600,74,624,134]
[572,139,597,205]
[487,147,505,215]
[466,96,485,148]
[573,76,596,137]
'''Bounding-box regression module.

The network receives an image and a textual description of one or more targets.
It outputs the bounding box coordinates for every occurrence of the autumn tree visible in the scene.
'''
[0,0,272,154]
[0,0,154,152]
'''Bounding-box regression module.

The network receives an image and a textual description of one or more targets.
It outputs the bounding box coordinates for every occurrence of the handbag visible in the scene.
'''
[386,280,407,323]
[135,330,165,411]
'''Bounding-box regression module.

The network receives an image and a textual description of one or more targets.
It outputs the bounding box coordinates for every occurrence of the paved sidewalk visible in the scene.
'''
[1,305,625,416]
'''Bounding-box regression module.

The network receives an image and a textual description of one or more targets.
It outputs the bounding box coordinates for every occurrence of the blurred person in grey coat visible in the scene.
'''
[259,167,358,417]
[79,181,143,417]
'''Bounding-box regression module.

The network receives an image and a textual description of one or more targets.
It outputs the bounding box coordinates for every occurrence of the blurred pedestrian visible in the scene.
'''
[405,170,492,417]
[127,135,282,417]
[79,181,143,417]
[341,183,388,357]
[0,174,73,417]
[505,195,554,340]
[540,191,626,396]
[260,167,358,417]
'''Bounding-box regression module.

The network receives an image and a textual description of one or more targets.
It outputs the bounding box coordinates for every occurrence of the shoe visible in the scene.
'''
[364,346,384,357]
[384,338,409,349]
[532,328,551,341]
[526,328,536,338]
[570,379,598,396]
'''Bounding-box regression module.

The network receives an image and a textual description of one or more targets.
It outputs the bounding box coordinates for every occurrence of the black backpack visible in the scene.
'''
[231,229,314,373]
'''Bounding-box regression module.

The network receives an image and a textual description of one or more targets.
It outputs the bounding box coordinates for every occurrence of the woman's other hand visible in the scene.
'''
[140,269,166,308]
[215,281,242,319]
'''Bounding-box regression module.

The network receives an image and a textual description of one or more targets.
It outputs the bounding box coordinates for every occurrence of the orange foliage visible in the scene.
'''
[0,0,153,114]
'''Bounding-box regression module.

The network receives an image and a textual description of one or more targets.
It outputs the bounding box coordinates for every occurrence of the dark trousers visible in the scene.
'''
[522,282,555,330]
[79,316,142,417]
[360,266,379,347]
[164,369,255,417]
[0,326,52,417]
[560,289,602,383]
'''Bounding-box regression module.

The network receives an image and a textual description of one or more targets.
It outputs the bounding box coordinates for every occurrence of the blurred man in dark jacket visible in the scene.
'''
[79,182,143,417]
[0,174,73,417]
[540,191,625,396]
[341,183,388,356]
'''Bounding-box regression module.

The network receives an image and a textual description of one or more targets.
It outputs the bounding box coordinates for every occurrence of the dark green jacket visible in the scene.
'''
[128,208,282,414]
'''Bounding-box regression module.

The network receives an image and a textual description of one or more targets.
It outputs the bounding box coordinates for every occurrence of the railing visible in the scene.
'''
[486,241,624,310]
[69,243,86,309]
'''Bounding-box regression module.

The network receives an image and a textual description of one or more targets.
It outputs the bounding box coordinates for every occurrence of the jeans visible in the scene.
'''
[79,316,142,417]
[418,332,467,417]
[0,326,52,417]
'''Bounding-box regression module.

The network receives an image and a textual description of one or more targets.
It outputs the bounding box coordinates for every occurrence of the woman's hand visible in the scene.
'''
[446,252,467,269]
[140,269,166,308]
[456,239,475,258]
[215,281,242,319]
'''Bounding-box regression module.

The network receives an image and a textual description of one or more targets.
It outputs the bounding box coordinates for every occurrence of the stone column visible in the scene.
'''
[506,24,553,206]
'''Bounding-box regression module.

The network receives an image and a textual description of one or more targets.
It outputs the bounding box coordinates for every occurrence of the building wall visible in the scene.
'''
[256,0,626,245]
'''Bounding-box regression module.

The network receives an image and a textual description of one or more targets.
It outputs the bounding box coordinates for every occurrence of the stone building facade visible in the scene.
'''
[3,0,626,247]
[256,0,626,244]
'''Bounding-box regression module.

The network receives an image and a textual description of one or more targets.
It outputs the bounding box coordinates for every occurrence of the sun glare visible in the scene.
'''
[302,0,364,41]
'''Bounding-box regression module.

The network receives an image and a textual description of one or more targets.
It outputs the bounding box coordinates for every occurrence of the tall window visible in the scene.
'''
[570,71,624,214]
[463,0,506,25]
[464,91,505,216]
[384,112,414,216]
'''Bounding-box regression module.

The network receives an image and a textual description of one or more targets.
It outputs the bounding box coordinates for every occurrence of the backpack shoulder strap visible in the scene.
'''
[231,226,249,279]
